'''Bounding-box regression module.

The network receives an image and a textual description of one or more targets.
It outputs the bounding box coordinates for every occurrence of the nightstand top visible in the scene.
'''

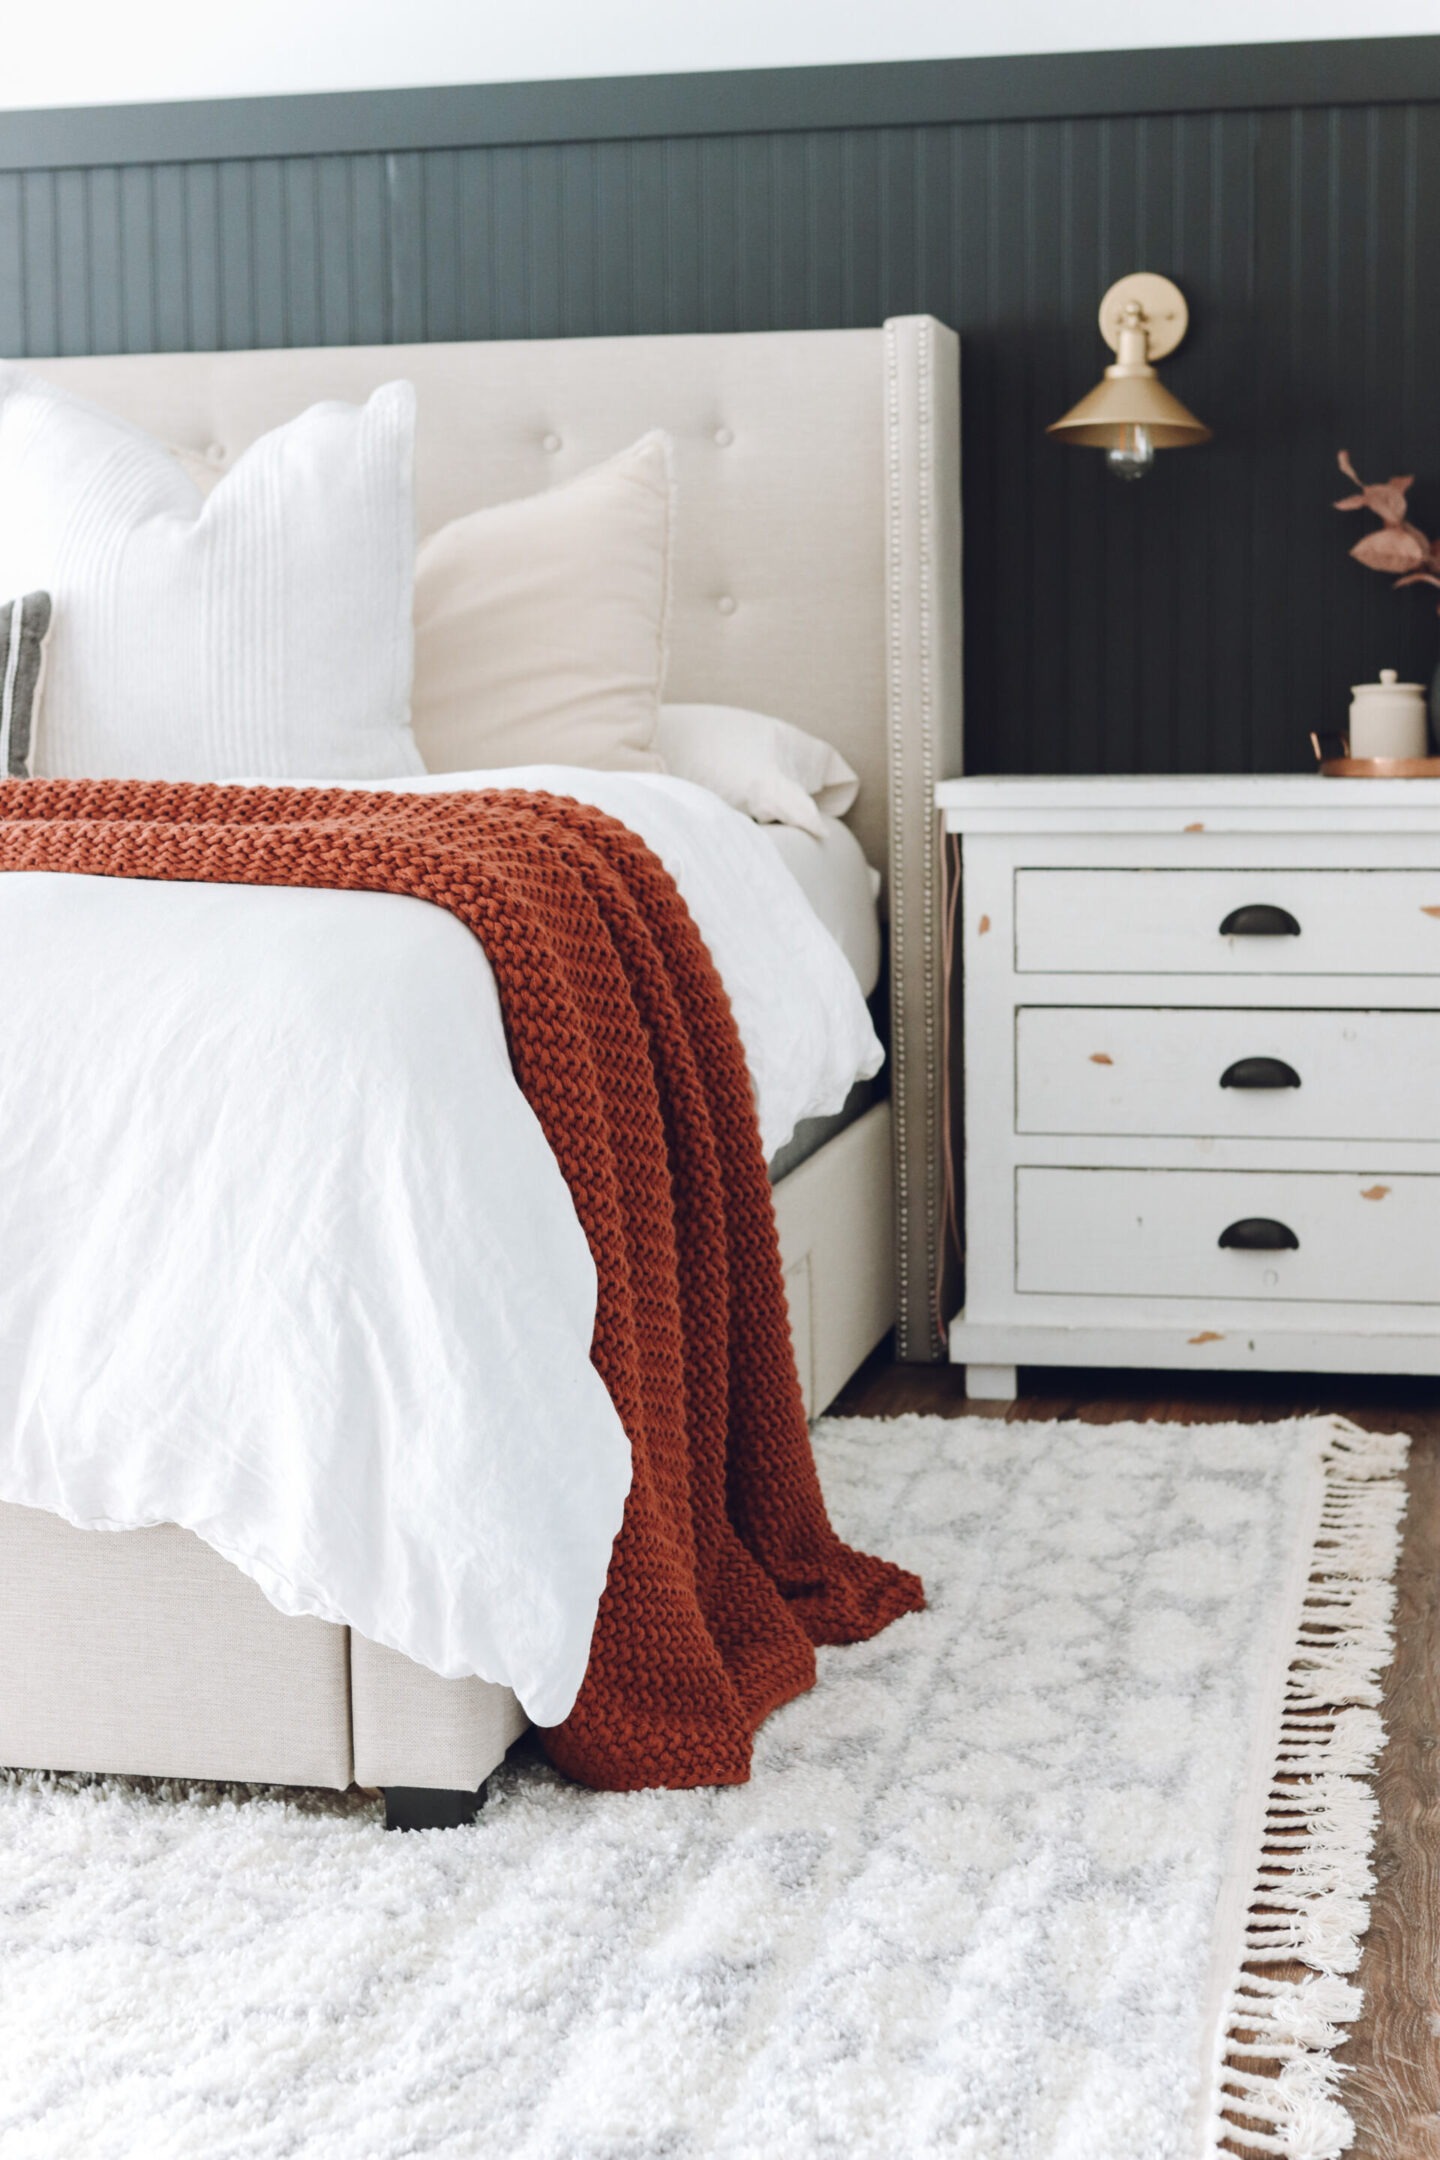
[936,773,1440,835]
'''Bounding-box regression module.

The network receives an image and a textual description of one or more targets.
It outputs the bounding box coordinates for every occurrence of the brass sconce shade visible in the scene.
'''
[1047,272,1211,479]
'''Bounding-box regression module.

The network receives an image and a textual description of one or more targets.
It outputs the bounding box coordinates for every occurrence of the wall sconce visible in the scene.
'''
[1047,273,1211,480]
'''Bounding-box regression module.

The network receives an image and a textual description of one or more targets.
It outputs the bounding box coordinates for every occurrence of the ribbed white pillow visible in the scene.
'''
[0,366,423,782]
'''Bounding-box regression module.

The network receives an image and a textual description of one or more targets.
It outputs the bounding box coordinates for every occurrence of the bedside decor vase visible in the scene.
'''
[1349,670,1428,759]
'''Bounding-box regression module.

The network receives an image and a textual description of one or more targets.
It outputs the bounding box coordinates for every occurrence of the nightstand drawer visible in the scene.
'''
[1016,1167,1440,1303]
[1014,869,1440,974]
[1016,1007,1440,1140]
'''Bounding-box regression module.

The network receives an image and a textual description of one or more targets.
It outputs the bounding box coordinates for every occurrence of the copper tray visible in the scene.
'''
[1310,733,1440,778]
[1317,756,1440,778]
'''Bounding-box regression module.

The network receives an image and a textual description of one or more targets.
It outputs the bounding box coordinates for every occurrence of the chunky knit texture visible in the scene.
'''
[0,780,924,1790]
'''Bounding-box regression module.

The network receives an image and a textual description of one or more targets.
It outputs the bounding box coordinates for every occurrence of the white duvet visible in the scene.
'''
[0,770,881,1727]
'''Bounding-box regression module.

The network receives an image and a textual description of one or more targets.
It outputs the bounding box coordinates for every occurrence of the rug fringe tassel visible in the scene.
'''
[1210,1417,1408,2160]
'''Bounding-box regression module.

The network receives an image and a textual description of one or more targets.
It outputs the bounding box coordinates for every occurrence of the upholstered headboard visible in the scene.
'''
[31,318,961,1358]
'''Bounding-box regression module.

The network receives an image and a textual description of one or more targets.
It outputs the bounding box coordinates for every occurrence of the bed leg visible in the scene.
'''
[382,1784,487,1832]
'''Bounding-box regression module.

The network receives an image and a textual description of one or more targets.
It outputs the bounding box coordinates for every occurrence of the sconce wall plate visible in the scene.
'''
[1098,272,1188,361]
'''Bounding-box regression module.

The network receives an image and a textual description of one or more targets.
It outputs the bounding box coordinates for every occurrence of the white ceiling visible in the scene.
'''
[3,0,1434,111]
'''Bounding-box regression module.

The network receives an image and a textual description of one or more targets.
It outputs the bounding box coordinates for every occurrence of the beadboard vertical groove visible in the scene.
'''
[1,88,1437,773]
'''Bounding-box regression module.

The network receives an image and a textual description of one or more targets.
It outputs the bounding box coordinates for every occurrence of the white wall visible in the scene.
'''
[5,0,1435,111]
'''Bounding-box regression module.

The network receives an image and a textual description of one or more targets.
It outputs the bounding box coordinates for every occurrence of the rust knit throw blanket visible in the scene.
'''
[0,779,923,1790]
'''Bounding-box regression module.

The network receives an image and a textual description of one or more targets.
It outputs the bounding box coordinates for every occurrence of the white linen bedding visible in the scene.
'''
[339,765,883,1154]
[760,813,882,1000]
[0,771,881,1728]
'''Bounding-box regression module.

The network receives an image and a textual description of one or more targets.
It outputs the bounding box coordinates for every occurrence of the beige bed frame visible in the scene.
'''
[0,320,962,1820]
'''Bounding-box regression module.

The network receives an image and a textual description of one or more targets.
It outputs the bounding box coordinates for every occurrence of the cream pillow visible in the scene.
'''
[655,704,860,838]
[0,367,422,782]
[411,432,672,774]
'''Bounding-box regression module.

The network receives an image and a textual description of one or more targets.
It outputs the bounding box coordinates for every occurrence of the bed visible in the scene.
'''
[0,318,961,1822]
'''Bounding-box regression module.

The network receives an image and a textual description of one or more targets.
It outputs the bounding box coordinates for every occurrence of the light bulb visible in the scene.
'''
[1105,424,1154,481]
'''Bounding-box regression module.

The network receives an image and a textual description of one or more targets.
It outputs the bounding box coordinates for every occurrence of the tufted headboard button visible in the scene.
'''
[713,426,734,447]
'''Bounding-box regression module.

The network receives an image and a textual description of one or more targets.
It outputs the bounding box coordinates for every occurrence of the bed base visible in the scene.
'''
[0,1104,894,1817]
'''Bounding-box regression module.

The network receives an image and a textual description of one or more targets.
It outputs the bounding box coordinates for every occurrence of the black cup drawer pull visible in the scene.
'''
[1219,1057,1302,1090]
[1218,1217,1300,1251]
[1219,903,1301,938]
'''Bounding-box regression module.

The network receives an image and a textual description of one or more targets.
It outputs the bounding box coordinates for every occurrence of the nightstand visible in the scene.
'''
[937,776,1440,1400]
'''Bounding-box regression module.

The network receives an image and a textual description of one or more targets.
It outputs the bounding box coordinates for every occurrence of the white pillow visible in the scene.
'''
[655,704,860,838]
[0,366,422,782]
[411,432,672,776]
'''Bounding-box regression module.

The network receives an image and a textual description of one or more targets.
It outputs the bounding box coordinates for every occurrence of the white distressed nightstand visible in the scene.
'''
[937,775,1440,1400]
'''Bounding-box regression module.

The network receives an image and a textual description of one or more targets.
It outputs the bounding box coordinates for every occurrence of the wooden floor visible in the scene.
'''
[831,1355,1440,2160]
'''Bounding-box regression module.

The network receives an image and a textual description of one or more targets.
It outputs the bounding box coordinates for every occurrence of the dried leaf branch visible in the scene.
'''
[1336,450,1440,601]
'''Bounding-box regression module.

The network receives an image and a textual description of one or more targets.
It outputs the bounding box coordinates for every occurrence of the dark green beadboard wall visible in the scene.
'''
[2,47,1439,774]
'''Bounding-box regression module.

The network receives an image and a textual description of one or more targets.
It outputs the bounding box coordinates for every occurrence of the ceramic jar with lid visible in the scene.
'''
[1349,669,1430,759]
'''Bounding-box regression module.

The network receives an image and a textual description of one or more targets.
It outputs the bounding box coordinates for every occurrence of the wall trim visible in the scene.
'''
[1,36,1437,172]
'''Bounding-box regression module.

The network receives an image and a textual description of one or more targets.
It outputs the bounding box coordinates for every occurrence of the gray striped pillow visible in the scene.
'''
[0,590,51,779]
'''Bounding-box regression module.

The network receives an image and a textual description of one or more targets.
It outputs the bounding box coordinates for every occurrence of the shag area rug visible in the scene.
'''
[0,1413,1407,2160]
